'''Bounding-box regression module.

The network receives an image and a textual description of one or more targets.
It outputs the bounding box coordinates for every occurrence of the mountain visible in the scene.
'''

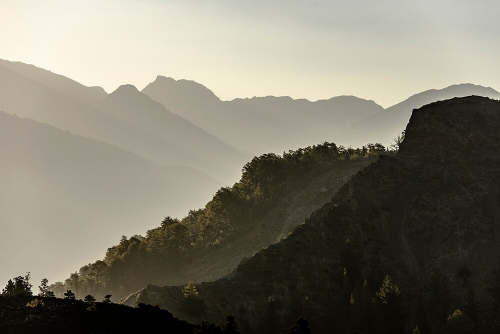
[124,96,500,333]
[102,84,245,183]
[53,143,380,302]
[142,76,384,155]
[342,84,500,147]
[0,111,221,287]
[0,59,107,107]
[143,78,500,154]
[0,60,246,184]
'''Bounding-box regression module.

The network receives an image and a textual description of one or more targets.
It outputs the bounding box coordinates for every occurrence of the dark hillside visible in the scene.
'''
[0,295,195,334]
[127,96,500,333]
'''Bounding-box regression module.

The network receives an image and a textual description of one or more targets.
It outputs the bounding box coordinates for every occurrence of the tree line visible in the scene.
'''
[50,141,392,301]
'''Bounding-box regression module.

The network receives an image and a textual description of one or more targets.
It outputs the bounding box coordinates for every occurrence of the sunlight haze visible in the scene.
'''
[1,0,499,107]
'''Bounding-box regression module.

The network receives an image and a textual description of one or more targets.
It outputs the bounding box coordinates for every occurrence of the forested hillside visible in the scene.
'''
[53,142,388,300]
[124,97,500,334]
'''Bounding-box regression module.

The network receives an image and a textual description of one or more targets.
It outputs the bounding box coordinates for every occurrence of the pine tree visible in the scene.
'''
[84,294,96,304]
[182,281,206,316]
[2,273,33,296]
[38,278,55,298]
[64,290,76,300]
[444,309,474,334]
[374,274,406,333]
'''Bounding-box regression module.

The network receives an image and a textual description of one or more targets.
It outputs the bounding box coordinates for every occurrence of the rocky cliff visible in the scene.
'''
[124,96,500,333]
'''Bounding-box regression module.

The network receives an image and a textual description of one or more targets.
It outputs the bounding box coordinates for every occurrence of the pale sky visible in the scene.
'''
[1,0,499,107]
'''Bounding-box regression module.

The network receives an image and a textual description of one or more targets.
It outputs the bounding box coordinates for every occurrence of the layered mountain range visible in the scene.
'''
[124,96,500,333]
[142,76,500,155]
[0,60,245,184]
[142,76,384,155]
[1,57,500,320]
[0,111,221,286]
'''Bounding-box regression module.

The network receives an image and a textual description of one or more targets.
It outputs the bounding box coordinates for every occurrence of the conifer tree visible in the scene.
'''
[2,273,33,296]
[444,309,474,334]
[64,290,76,300]
[182,281,206,317]
[374,274,406,333]
[84,294,96,304]
[38,278,55,298]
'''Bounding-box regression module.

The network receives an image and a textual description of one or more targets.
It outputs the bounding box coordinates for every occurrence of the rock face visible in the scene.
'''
[125,96,500,333]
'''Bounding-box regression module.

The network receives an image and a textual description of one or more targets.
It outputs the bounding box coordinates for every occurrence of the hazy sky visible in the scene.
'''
[1,0,499,107]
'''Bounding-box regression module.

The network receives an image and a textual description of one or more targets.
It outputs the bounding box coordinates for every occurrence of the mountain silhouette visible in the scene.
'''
[342,83,500,147]
[124,96,500,333]
[0,60,245,184]
[0,59,107,107]
[144,77,500,154]
[142,76,384,155]
[0,111,221,287]
[102,84,245,182]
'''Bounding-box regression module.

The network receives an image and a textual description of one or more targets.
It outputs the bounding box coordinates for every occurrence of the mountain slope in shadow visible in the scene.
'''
[125,96,500,334]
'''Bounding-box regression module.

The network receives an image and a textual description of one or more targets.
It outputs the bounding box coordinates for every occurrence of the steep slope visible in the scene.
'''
[0,59,107,107]
[159,156,378,287]
[0,61,245,184]
[0,111,221,288]
[142,76,383,155]
[55,143,380,301]
[343,84,500,147]
[126,96,500,333]
[102,85,245,183]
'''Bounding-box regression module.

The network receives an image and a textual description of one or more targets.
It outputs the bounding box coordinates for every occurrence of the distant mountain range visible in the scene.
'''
[341,84,500,147]
[142,76,384,155]
[142,76,500,154]
[0,60,245,184]
[1,58,500,290]
[0,111,221,286]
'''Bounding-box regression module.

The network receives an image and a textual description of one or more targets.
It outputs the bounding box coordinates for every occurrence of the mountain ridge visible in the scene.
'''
[0,110,222,287]
[124,96,500,334]
[0,60,246,184]
[342,83,500,147]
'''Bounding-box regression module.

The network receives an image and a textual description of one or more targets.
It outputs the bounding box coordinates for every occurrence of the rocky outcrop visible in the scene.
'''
[127,96,500,333]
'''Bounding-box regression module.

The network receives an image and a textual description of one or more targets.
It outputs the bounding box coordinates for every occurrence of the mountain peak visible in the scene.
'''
[400,95,500,156]
[111,84,139,95]
[143,76,221,105]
